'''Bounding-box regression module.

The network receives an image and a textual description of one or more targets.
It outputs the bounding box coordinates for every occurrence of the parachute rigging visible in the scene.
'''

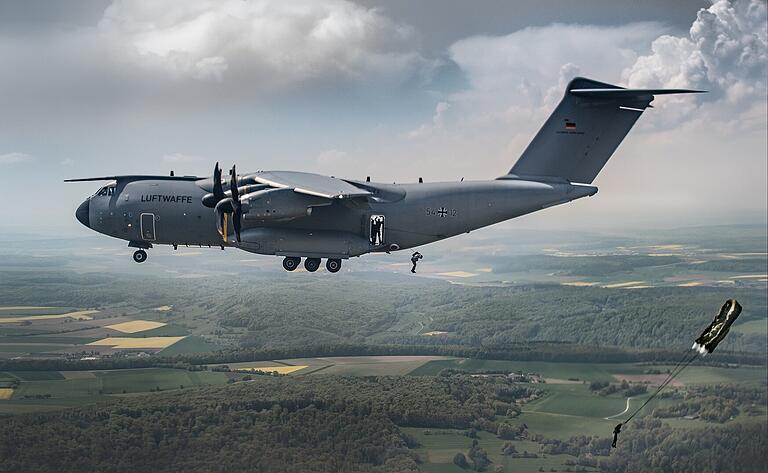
[611,299,742,448]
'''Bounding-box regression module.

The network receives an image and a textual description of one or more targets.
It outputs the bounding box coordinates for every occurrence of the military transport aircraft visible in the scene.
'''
[67,77,701,273]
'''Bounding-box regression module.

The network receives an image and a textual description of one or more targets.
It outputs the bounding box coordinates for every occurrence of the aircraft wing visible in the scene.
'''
[65,175,200,182]
[249,171,371,199]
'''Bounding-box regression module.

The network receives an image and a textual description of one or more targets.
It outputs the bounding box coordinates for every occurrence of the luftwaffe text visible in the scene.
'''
[140,195,193,203]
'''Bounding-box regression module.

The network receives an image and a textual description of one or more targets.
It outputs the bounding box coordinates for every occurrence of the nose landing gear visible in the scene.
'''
[129,241,152,263]
[133,249,148,263]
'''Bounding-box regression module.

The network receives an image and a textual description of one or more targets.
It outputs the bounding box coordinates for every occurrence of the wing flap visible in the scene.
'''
[250,171,371,199]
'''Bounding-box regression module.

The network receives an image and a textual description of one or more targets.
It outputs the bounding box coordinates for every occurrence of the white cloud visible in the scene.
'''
[0,0,433,121]
[97,0,429,88]
[407,101,450,138]
[623,0,767,122]
[0,152,33,165]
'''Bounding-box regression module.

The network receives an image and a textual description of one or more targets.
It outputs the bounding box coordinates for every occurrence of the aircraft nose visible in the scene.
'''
[75,199,90,228]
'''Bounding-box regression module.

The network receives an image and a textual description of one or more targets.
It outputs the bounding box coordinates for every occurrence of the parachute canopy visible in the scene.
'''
[692,299,742,355]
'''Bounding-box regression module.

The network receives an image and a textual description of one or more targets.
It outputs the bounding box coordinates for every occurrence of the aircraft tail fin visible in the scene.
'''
[507,77,704,184]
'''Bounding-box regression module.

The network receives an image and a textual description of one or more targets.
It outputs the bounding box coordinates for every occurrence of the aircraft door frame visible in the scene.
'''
[140,213,156,241]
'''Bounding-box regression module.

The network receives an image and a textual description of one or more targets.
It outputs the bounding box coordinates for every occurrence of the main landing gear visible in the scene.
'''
[304,258,321,272]
[282,257,342,273]
[282,257,300,271]
[133,249,148,263]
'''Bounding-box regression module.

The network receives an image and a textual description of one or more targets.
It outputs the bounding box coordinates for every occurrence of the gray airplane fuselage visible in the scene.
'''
[77,176,596,258]
[71,77,700,268]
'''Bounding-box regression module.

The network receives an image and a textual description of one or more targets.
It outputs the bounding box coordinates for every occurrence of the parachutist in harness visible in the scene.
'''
[411,251,423,273]
[609,299,742,449]
[611,423,622,448]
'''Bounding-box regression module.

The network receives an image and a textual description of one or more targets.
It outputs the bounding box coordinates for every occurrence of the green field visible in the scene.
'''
[733,319,768,335]
[409,359,767,385]
[0,368,229,414]
[0,344,72,353]
[403,427,596,473]
[157,335,218,355]
[120,324,190,338]
[524,383,626,417]
[5,371,65,381]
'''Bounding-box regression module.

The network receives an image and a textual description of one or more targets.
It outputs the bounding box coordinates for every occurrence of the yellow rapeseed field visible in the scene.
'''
[87,336,185,349]
[106,320,167,333]
[437,271,478,278]
[602,281,645,288]
[234,365,308,375]
[0,388,14,400]
[0,310,99,324]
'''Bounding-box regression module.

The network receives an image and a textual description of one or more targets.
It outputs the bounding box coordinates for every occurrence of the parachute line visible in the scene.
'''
[621,351,699,425]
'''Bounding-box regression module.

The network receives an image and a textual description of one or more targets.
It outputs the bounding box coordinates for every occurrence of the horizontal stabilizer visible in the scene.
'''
[570,88,705,98]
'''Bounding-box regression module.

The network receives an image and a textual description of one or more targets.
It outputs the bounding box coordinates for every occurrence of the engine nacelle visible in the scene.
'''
[241,188,328,220]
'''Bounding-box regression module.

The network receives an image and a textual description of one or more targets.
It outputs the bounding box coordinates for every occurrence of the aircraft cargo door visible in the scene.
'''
[140,213,156,241]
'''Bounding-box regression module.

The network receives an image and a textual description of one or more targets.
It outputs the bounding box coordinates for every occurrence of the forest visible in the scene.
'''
[0,374,537,473]
[1,266,766,355]
[0,374,764,473]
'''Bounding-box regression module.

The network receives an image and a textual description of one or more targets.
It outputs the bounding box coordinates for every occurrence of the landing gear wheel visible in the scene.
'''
[283,257,300,271]
[304,258,320,272]
[133,249,147,263]
[326,258,342,273]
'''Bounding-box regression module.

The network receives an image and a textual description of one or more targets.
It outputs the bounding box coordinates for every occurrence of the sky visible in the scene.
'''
[0,0,766,236]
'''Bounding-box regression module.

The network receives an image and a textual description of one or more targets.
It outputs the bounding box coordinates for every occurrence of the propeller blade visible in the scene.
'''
[229,164,242,242]
[213,162,223,200]
[230,164,239,204]
[233,212,241,242]
[202,162,226,208]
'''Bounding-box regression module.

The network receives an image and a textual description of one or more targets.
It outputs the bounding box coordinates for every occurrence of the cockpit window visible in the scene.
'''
[95,186,115,196]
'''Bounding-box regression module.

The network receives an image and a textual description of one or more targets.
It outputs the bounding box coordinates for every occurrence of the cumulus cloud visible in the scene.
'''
[0,152,33,165]
[0,0,432,117]
[101,0,428,86]
[623,0,767,122]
